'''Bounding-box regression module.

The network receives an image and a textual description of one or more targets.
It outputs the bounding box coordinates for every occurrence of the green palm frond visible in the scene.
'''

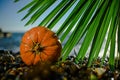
[13,0,19,3]
[17,0,120,68]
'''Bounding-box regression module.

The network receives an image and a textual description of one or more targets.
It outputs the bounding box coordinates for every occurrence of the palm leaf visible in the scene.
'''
[16,0,120,68]
[118,12,120,66]
[38,0,72,27]
[14,0,19,3]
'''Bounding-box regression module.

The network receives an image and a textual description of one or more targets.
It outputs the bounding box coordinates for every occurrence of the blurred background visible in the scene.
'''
[0,0,34,52]
[0,0,36,32]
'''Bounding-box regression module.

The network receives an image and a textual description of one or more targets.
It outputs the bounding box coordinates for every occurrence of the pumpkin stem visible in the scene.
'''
[32,43,44,54]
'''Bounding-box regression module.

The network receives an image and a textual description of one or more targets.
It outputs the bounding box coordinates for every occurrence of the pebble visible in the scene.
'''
[0,50,120,80]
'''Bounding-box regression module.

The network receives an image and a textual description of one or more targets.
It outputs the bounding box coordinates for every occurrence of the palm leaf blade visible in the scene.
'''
[87,0,117,67]
[25,0,56,26]
[61,0,92,61]
[101,0,119,66]
[17,0,38,13]
[75,0,105,63]
[56,0,86,36]
[60,1,91,42]
[21,0,44,21]
[38,0,70,27]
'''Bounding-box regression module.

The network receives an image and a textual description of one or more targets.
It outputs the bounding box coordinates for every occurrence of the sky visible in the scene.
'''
[0,0,48,32]
[0,0,34,32]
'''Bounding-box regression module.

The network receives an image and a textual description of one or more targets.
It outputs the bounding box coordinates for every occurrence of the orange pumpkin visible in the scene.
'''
[20,26,62,65]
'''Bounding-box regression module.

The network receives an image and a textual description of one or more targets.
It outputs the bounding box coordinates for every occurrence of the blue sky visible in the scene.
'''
[0,0,39,32]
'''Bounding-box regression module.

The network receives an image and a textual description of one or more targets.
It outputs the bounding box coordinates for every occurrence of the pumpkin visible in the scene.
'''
[20,26,62,65]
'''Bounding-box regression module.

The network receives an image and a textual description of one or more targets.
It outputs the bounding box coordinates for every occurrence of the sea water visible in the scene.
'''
[0,33,24,53]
